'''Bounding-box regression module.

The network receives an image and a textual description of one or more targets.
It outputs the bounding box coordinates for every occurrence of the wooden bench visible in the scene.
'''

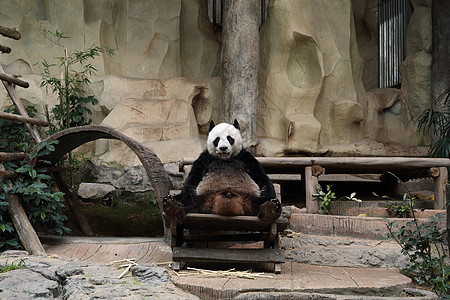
[165,212,288,273]
[165,163,288,273]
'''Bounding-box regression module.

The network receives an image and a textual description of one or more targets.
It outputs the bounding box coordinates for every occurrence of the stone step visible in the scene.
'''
[280,233,408,269]
[289,211,446,240]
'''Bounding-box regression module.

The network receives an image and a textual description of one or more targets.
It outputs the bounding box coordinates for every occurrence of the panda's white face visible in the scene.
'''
[207,122,243,160]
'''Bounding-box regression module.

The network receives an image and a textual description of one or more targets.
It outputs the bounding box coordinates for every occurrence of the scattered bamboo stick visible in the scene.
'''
[107,258,138,279]
[174,267,273,279]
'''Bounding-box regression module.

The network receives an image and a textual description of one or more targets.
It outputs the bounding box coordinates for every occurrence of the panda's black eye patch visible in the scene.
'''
[213,137,220,147]
[227,136,235,145]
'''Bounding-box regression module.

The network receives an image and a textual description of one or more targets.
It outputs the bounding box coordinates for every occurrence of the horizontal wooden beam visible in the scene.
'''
[0,64,41,143]
[181,157,450,172]
[172,247,285,263]
[0,152,27,161]
[0,73,29,88]
[0,25,21,40]
[0,111,49,126]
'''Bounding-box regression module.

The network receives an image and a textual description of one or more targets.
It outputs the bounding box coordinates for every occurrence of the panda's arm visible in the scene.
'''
[177,150,213,207]
[239,150,276,199]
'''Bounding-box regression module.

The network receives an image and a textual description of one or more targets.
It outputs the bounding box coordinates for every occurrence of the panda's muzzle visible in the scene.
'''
[217,151,231,158]
[217,147,231,158]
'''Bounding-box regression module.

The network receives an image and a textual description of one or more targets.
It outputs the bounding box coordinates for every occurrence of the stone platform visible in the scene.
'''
[41,236,437,299]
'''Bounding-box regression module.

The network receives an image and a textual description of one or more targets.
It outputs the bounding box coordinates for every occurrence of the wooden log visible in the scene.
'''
[0,26,21,40]
[433,167,448,210]
[257,157,450,171]
[182,156,450,171]
[0,64,41,143]
[0,44,11,54]
[0,152,27,161]
[0,163,16,179]
[5,194,46,255]
[52,172,93,236]
[0,73,29,88]
[381,167,441,182]
[0,111,48,126]
[305,166,319,214]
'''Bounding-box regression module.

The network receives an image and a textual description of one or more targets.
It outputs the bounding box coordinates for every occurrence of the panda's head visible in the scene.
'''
[207,120,243,160]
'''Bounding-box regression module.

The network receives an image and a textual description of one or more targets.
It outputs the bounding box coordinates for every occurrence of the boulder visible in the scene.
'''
[77,182,115,199]
[0,269,60,298]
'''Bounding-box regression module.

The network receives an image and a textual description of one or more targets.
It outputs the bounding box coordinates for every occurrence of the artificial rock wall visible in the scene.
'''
[0,0,430,165]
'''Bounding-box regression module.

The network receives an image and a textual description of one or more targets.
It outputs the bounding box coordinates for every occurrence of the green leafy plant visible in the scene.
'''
[386,193,415,218]
[312,184,336,215]
[0,106,38,153]
[385,174,449,297]
[386,214,449,297]
[0,111,70,252]
[0,259,24,273]
[415,88,449,158]
[312,185,362,215]
[36,22,115,133]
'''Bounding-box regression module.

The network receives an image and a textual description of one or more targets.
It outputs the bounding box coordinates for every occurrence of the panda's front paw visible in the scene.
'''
[163,195,184,224]
[163,194,173,205]
[270,198,281,211]
[258,198,281,223]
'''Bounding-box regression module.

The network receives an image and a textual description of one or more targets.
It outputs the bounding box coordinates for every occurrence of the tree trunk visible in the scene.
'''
[52,172,93,236]
[431,0,449,249]
[221,0,260,148]
[431,0,449,102]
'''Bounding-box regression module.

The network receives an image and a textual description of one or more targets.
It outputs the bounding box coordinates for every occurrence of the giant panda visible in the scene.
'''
[163,120,281,224]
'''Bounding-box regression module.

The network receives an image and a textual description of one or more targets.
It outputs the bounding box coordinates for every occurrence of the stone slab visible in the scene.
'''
[42,236,420,299]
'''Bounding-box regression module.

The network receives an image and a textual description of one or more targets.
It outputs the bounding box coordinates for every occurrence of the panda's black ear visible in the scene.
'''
[233,119,240,130]
[209,120,215,132]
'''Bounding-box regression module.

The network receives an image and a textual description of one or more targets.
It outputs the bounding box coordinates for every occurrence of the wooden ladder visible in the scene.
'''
[0,25,92,255]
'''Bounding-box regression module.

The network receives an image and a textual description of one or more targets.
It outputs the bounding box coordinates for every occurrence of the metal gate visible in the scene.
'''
[378,0,413,88]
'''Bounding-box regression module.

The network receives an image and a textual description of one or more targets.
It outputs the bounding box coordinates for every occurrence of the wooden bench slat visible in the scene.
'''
[183,232,268,243]
[180,213,288,232]
[172,247,285,263]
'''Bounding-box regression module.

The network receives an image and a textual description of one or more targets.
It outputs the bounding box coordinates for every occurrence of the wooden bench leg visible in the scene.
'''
[274,263,282,274]
[433,167,448,210]
[172,261,181,271]
[305,166,319,213]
